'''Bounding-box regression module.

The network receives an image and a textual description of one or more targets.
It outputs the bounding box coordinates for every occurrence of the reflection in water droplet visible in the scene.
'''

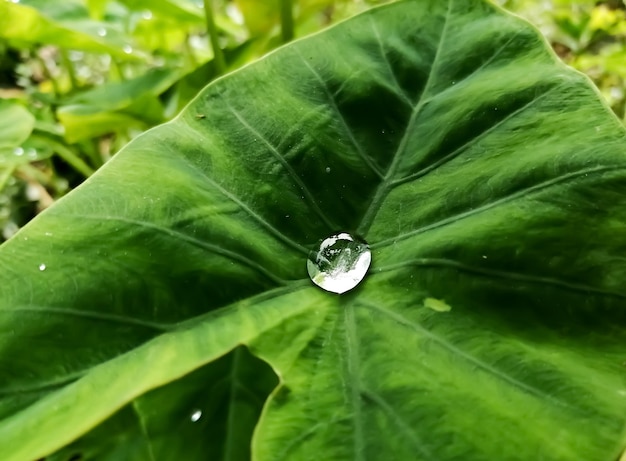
[13,147,24,156]
[39,263,46,271]
[325,167,331,173]
[307,233,371,294]
[123,44,133,54]
[97,27,107,37]
[190,409,202,422]
[142,10,153,19]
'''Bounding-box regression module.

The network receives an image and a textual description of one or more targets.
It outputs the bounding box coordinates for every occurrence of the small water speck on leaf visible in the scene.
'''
[39,263,46,271]
[190,409,202,422]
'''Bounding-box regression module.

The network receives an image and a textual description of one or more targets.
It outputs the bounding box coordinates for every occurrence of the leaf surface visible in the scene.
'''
[1,1,626,460]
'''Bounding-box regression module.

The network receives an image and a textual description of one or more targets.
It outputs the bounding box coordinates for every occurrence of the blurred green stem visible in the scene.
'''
[38,55,60,97]
[17,163,49,185]
[110,58,126,82]
[59,50,78,90]
[48,141,95,177]
[184,35,198,68]
[203,0,226,75]
[281,0,295,43]
[0,167,15,193]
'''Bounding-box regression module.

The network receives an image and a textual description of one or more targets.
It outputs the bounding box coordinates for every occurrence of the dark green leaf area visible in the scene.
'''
[47,347,277,461]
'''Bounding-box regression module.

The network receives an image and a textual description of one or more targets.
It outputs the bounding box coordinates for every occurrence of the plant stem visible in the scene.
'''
[280,0,295,43]
[184,34,198,68]
[38,54,60,98]
[0,166,15,193]
[48,140,95,177]
[59,49,78,91]
[202,0,226,75]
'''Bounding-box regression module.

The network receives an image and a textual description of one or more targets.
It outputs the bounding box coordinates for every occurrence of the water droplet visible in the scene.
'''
[307,232,371,294]
[123,44,133,54]
[325,167,331,173]
[190,409,202,422]
[97,27,107,37]
[13,147,24,156]
[39,263,46,271]
[142,10,153,20]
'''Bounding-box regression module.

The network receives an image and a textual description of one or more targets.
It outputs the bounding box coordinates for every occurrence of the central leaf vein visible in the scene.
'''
[357,0,453,235]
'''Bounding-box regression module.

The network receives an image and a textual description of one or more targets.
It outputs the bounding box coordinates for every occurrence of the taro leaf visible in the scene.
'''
[1,1,626,460]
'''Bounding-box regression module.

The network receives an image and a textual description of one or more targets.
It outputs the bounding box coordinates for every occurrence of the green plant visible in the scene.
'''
[1,0,626,460]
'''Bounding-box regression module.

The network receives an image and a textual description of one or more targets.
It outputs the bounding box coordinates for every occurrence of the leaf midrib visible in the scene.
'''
[356,0,453,236]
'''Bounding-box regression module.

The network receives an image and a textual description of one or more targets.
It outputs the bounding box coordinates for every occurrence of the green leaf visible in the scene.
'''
[1,0,626,460]
[47,347,277,460]
[57,69,183,142]
[119,0,204,23]
[0,1,139,58]
[0,100,35,150]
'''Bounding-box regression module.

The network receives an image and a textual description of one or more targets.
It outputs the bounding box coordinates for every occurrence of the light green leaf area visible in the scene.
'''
[57,69,182,142]
[0,100,36,167]
[0,101,34,151]
[119,0,204,23]
[0,1,138,58]
[1,1,626,460]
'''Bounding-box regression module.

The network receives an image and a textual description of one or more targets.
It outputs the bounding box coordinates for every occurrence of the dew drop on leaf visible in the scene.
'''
[190,409,202,422]
[38,263,46,271]
[307,232,371,294]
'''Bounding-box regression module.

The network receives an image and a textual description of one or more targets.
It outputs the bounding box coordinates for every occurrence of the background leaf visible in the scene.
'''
[0,1,139,58]
[0,100,35,151]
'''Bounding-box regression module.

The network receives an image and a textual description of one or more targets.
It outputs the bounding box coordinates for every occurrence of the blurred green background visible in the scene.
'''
[1,0,625,242]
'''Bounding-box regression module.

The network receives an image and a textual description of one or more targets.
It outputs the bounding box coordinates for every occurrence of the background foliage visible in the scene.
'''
[1,0,625,241]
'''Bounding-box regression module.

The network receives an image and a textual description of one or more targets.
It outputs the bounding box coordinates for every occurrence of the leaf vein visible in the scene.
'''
[225,102,337,231]
[375,165,626,248]
[360,300,588,415]
[372,257,626,298]
[295,48,385,179]
[63,214,288,285]
[357,0,453,234]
